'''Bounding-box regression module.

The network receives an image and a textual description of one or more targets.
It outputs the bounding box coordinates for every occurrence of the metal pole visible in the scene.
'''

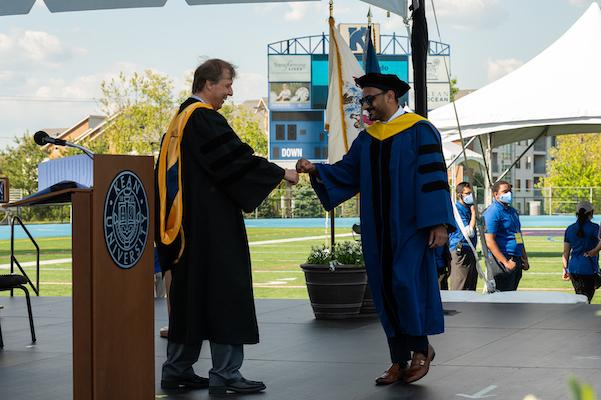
[329,209,336,251]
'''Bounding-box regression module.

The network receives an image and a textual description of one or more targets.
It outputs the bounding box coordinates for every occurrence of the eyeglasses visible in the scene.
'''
[358,91,386,106]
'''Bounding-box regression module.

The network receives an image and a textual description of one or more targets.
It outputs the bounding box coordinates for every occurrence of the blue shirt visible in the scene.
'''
[449,201,477,250]
[483,200,524,257]
[564,220,600,275]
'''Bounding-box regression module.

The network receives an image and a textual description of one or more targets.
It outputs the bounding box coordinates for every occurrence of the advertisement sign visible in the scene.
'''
[338,23,381,54]
[268,55,311,82]
[269,82,311,109]
[426,82,451,110]
[427,56,451,83]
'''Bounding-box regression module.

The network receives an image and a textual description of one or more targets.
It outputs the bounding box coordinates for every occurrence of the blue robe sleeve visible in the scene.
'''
[310,136,362,211]
[414,122,455,231]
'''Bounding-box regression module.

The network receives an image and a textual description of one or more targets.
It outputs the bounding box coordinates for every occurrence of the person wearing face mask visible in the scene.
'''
[562,201,600,303]
[155,59,299,395]
[296,72,456,386]
[448,182,478,290]
[482,180,529,291]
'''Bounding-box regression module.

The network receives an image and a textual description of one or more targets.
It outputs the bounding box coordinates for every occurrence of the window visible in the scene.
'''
[525,156,532,169]
[526,179,532,189]
[275,124,285,140]
[515,179,521,190]
[492,153,499,173]
[287,124,297,141]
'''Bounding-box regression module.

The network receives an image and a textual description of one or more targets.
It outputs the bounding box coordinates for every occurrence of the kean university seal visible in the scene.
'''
[103,170,149,269]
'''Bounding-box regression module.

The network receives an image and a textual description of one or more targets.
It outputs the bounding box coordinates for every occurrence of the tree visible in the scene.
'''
[0,133,46,195]
[540,133,601,213]
[450,78,459,102]
[0,134,70,222]
[219,104,268,156]
[99,70,176,155]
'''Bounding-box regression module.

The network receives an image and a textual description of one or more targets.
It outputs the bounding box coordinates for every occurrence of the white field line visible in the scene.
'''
[248,233,353,246]
[0,258,71,270]
[0,233,353,272]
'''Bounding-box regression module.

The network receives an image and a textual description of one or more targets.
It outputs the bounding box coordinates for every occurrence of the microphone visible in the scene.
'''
[33,130,94,159]
[34,130,66,146]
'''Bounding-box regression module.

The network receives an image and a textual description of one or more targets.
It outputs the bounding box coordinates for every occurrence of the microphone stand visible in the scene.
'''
[64,142,94,160]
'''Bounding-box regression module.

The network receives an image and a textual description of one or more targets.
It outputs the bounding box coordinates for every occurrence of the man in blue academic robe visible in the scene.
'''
[296,73,455,385]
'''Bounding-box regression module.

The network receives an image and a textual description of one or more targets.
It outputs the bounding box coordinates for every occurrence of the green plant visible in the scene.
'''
[569,377,597,400]
[306,241,364,265]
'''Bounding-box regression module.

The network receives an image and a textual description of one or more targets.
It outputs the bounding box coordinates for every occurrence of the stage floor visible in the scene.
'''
[0,297,599,400]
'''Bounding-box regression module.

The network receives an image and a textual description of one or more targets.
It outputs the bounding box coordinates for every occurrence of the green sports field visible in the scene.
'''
[1,228,598,304]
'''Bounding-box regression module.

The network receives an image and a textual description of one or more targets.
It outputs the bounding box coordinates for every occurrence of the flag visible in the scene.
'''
[411,0,429,117]
[363,24,381,74]
[325,17,365,163]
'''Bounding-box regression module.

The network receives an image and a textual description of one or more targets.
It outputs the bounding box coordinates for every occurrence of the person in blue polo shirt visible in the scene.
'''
[483,180,529,291]
[562,201,600,303]
[448,182,478,290]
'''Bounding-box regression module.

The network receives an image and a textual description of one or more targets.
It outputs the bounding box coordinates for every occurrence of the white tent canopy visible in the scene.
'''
[0,0,316,15]
[429,2,601,148]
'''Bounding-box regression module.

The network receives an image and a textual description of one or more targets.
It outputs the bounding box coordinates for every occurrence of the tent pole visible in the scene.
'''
[496,127,549,183]
[447,136,477,168]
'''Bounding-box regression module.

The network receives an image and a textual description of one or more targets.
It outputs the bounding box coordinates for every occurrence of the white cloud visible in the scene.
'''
[568,0,591,6]
[284,2,310,21]
[487,58,523,81]
[18,31,64,62]
[429,0,508,30]
[231,72,266,103]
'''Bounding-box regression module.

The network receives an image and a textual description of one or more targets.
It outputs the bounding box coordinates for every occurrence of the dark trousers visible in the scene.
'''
[570,274,596,303]
[450,248,478,290]
[162,340,244,386]
[493,255,523,291]
[387,335,429,364]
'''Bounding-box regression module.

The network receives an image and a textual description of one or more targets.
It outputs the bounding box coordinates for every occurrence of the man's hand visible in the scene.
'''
[284,169,299,185]
[522,257,530,271]
[503,259,517,271]
[562,269,570,281]
[428,225,448,248]
[585,249,600,257]
[296,158,316,175]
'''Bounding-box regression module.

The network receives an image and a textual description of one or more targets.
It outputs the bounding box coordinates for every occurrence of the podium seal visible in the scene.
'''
[103,170,149,269]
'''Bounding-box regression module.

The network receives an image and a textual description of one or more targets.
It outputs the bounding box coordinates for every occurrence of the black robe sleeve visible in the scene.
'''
[183,108,284,213]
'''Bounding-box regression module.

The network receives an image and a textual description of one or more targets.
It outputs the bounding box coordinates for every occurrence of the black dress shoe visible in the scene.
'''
[161,374,209,390]
[209,377,267,395]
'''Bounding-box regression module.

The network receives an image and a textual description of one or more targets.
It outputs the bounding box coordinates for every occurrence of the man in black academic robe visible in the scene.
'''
[156,59,299,394]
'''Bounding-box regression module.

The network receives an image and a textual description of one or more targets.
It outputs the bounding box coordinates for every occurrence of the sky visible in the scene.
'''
[0,0,596,147]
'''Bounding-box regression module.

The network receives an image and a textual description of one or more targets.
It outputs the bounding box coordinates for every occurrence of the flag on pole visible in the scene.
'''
[325,16,365,163]
[363,24,381,74]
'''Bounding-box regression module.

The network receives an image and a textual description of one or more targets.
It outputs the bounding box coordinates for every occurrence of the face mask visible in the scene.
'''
[462,193,474,205]
[498,191,512,205]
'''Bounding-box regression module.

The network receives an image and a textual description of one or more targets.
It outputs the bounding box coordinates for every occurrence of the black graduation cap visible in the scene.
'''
[354,73,410,98]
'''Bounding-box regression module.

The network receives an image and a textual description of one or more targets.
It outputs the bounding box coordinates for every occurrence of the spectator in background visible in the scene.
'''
[483,181,530,291]
[448,182,478,290]
[562,201,600,303]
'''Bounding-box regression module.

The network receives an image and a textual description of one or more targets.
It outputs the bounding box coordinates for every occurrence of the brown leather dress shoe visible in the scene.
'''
[159,326,169,338]
[404,344,435,384]
[375,363,405,385]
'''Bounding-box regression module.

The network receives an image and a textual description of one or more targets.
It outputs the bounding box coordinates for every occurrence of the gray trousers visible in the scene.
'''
[450,248,478,290]
[162,340,243,386]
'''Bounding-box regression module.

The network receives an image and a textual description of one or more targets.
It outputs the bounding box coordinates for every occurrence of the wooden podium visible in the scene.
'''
[9,154,155,400]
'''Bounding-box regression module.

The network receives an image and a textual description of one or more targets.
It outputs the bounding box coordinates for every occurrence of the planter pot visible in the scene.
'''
[360,284,378,315]
[300,264,367,320]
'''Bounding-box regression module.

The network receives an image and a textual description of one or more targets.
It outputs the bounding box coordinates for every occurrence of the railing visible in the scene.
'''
[10,215,40,296]
[267,34,450,56]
